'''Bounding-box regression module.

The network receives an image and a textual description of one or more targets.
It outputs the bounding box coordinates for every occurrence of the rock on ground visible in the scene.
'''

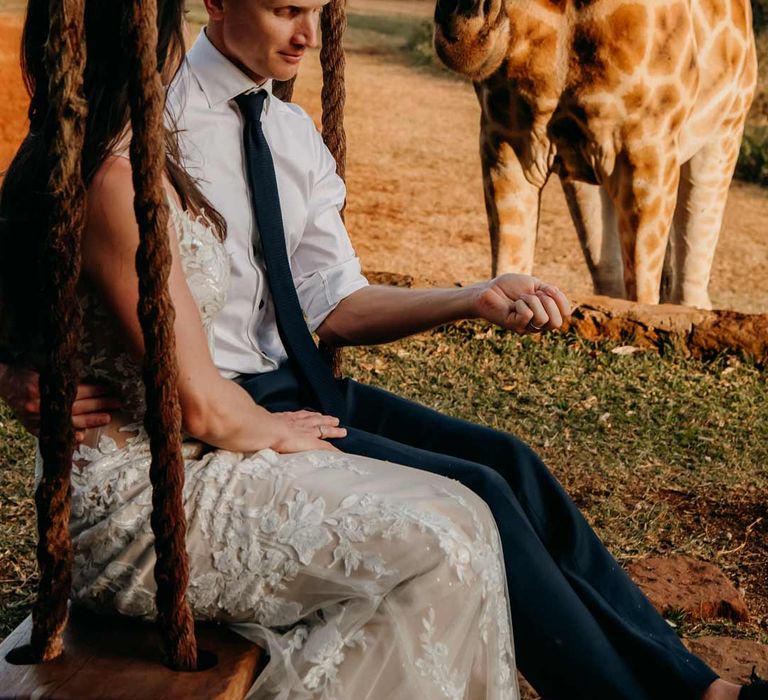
[685,636,768,684]
[627,554,750,622]
[565,296,768,364]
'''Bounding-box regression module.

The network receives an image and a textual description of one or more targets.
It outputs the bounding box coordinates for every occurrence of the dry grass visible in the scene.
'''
[342,324,768,641]
[2,326,767,644]
[0,401,36,641]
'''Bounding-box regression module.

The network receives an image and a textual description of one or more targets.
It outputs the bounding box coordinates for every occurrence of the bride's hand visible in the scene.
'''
[270,409,347,453]
[0,363,119,442]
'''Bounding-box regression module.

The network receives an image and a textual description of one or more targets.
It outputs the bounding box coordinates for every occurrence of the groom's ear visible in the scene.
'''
[203,0,226,21]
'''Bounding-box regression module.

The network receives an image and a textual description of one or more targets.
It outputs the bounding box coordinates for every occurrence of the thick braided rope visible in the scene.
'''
[319,0,347,376]
[30,0,88,662]
[320,0,347,187]
[124,0,197,670]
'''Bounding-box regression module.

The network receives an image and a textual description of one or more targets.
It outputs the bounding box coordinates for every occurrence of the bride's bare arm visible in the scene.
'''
[82,156,345,453]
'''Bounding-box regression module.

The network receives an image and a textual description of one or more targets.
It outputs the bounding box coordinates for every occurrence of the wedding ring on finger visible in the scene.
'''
[525,320,545,333]
[317,425,325,439]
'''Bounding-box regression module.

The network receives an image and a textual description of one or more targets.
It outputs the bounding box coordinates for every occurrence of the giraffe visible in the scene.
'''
[432,0,758,307]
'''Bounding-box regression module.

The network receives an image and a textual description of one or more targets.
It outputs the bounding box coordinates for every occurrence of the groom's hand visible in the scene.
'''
[0,363,119,441]
[472,274,571,335]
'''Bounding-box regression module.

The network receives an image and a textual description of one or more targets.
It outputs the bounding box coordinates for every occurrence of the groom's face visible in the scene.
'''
[204,0,329,83]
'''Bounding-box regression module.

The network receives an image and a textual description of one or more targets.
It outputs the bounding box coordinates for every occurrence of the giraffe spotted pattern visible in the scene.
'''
[433,0,758,308]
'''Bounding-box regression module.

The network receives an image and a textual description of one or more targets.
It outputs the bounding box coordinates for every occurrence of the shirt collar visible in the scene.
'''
[186,27,273,114]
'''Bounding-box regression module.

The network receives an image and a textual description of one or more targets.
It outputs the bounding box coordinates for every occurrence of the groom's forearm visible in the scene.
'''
[316,284,482,346]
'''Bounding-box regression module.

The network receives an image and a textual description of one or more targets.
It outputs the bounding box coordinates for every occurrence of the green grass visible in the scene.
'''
[2,325,767,643]
[736,125,768,186]
[0,398,37,642]
[342,11,454,76]
[347,13,421,40]
[403,19,438,67]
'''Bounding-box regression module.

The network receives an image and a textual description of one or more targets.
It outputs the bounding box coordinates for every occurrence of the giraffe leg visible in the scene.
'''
[610,151,680,305]
[561,179,625,298]
[668,134,742,310]
[481,137,541,276]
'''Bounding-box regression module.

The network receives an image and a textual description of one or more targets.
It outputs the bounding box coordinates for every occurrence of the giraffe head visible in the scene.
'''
[433,0,510,80]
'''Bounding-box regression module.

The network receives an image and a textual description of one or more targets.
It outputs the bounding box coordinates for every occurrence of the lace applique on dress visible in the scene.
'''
[57,200,519,700]
[74,198,229,425]
[415,607,467,700]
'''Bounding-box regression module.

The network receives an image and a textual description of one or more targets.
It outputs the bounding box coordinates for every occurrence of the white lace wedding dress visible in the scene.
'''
[36,199,520,700]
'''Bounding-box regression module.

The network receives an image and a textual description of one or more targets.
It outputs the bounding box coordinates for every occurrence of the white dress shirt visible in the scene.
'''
[167,29,368,378]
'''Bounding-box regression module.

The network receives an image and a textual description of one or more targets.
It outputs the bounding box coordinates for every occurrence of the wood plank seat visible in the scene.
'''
[0,606,266,699]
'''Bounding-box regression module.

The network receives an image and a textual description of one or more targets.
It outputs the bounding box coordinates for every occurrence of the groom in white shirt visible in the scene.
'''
[154,5,727,700]
[0,1,737,699]
[168,30,370,378]
[170,12,569,382]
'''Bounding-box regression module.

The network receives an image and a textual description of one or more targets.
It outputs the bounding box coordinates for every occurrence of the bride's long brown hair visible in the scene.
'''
[0,0,226,362]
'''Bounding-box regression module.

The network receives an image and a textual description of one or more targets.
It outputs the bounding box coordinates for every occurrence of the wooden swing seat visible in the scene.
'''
[0,605,265,700]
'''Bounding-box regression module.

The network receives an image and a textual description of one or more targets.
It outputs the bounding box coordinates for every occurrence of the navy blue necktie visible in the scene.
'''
[235,90,346,420]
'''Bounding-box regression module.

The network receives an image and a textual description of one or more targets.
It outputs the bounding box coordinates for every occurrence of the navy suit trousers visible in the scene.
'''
[241,364,717,700]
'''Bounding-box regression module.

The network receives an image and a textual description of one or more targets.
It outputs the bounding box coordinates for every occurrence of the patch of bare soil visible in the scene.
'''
[347,0,434,18]
[0,15,26,171]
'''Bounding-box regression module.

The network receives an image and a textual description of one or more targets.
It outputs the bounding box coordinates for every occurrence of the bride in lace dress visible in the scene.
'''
[0,2,518,698]
[65,190,518,700]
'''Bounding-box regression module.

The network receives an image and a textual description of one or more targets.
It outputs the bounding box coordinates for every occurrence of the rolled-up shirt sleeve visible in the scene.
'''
[292,129,369,332]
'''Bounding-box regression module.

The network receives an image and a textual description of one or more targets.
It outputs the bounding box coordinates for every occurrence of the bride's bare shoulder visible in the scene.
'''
[82,155,142,267]
[88,154,134,206]
[87,154,179,222]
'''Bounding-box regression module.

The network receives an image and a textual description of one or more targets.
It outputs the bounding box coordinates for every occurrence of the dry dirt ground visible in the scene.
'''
[0,15,25,170]
[348,0,435,18]
[0,6,766,315]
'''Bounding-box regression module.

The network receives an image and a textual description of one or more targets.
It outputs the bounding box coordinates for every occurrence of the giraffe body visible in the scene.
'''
[434,0,757,307]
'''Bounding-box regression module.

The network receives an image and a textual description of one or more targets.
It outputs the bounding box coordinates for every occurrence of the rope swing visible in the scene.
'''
[124,0,197,671]
[320,0,348,188]
[8,0,350,686]
[30,0,87,664]
[276,0,347,377]
[320,0,348,376]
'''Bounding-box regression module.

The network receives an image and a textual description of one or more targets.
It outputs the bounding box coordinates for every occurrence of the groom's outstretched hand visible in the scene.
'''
[472,274,571,335]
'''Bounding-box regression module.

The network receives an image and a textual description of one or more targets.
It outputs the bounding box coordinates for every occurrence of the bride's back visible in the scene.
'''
[74,155,230,453]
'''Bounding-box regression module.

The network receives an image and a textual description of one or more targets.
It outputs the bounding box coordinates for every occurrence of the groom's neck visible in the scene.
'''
[203,25,268,86]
